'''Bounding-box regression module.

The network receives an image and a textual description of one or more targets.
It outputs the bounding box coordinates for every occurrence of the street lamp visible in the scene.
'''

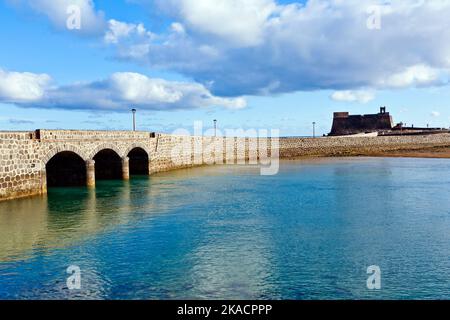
[131,108,137,131]
[214,119,217,137]
[312,122,316,138]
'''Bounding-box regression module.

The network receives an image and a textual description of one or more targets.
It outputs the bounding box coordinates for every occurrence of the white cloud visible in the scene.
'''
[0,70,246,111]
[377,64,443,88]
[104,20,137,44]
[9,0,450,100]
[330,90,375,103]
[431,111,441,117]
[161,0,276,47]
[110,72,184,104]
[170,22,185,34]
[0,69,51,102]
[113,0,450,96]
[10,0,106,34]
[104,19,153,44]
[104,20,155,60]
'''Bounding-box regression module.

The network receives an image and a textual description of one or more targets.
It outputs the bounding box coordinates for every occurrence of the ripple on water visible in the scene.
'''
[1,158,450,299]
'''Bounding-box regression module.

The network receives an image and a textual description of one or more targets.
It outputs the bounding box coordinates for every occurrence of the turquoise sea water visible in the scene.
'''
[1,158,450,300]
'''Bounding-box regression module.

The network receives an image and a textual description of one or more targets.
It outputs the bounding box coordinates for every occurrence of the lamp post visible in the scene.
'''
[131,108,137,131]
[312,122,316,138]
[214,119,217,137]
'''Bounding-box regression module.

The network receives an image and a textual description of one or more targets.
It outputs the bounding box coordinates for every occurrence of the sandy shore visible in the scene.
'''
[365,146,450,159]
[281,144,450,160]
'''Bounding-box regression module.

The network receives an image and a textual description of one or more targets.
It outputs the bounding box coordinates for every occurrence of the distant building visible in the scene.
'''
[329,107,393,136]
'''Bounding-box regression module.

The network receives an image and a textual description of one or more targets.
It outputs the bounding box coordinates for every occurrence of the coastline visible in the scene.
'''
[280,143,450,160]
[280,145,450,161]
[365,145,450,159]
[335,145,450,159]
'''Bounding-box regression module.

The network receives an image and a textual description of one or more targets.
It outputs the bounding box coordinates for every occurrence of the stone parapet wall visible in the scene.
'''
[279,134,450,157]
[0,132,34,140]
[36,130,153,141]
[2,130,450,202]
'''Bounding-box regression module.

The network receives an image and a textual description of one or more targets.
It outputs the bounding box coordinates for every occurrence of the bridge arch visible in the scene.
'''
[45,151,87,187]
[126,145,151,176]
[88,143,125,160]
[42,145,88,165]
[93,148,123,180]
[124,143,152,160]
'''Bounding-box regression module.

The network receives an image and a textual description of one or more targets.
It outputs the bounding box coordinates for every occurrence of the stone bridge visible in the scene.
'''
[3,129,450,202]
[0,130,172,201]
[0,129,271,201]
[38,130,157,189]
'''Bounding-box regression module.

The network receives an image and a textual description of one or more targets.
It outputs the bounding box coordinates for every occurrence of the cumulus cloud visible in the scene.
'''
[0,69,51,102]
[330,90,375,103]
[104,19,153,44]
[8,0,450,102]
[377,64,443,88]
[111,0,450,97]
[0,69,246,111]
[159,0,276,47]
[103,20,156,60]
[9,0,106,34]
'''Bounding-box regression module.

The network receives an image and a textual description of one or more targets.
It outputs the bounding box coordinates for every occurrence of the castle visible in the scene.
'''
[329,107,393,136]
[329,107,449,136]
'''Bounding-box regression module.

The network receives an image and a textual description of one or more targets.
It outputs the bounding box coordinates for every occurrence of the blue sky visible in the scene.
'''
[1,0,450,136]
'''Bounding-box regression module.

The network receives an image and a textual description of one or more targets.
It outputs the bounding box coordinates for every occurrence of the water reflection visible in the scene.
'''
[0,196,49,261]
[0,166,256,263]
[0,179,136,262]
[2,159,450,299]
